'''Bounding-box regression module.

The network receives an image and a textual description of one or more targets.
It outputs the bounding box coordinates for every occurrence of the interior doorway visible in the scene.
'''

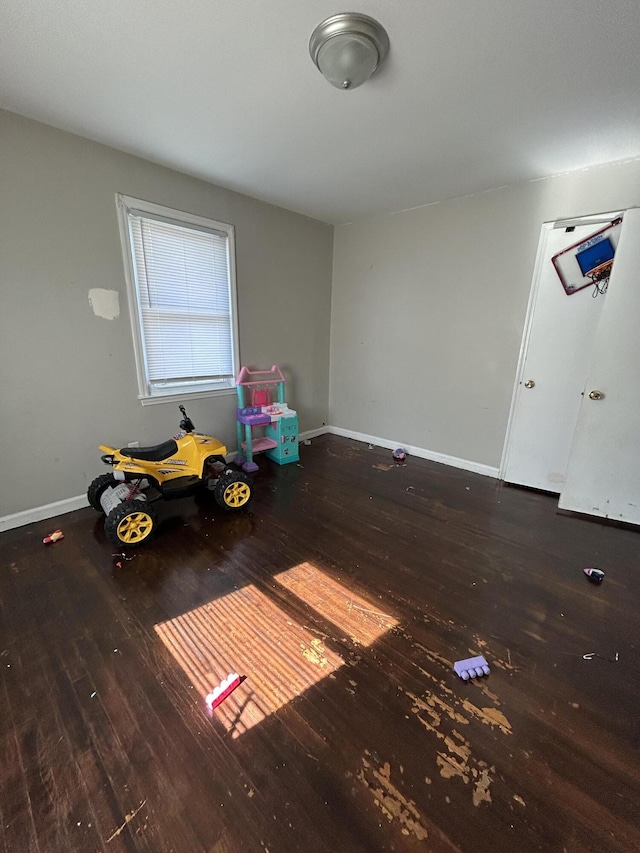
[501,211,623,493]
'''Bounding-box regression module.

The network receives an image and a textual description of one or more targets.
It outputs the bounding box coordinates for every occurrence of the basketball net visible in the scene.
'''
[588,260,613,298]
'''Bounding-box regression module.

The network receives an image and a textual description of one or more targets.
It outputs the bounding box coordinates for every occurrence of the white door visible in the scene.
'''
[559,208,640,524]
[502,221,611,492]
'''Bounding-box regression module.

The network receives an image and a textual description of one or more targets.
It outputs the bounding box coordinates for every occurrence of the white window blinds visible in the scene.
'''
[118,196,238,401]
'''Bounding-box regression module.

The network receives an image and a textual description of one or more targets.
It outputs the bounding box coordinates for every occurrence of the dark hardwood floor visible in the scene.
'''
[1,434,639,853]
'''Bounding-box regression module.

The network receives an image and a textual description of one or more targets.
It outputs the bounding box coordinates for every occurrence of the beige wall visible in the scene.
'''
[3,105,639,519]
[330,158,640,468]
[0,110,333,517]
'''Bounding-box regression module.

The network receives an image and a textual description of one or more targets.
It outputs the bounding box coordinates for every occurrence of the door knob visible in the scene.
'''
[524,379,535,388]
[588,390,603,400]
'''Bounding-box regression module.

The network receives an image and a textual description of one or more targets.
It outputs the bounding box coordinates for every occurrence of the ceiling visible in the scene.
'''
[2,1,640,224]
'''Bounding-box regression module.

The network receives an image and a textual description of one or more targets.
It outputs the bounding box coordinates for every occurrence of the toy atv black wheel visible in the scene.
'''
[87,473,118,513]
[105,499,157,548]
[214,470,253,511]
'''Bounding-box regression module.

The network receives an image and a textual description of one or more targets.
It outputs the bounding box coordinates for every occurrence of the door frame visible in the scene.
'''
[499,210,624,482]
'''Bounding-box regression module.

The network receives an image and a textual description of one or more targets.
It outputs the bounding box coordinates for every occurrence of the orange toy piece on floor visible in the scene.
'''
[43,529,64,544]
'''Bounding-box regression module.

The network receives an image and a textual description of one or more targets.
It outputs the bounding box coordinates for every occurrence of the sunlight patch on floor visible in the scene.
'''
[274,561,397,646]
[154,563,397,737]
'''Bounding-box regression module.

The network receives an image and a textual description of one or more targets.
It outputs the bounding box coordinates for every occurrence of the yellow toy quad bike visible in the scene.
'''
[88,405,252,548]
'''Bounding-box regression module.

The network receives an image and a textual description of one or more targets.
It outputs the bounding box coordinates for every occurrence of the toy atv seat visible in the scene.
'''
[118,440,179,462]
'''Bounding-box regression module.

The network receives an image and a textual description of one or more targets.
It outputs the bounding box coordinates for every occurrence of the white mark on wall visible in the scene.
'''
[88,288,120,320]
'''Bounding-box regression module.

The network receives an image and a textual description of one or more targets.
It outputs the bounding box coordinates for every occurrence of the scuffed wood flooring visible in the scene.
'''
[1,434,639,852]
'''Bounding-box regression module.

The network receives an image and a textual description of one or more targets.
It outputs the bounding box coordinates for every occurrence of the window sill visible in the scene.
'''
[139,387,237,407]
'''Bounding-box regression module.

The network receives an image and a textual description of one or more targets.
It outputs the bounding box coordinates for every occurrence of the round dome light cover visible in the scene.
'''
[310,13,389,90]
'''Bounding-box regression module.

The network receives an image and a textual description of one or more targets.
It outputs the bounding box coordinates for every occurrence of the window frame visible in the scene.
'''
[115,194,240,406]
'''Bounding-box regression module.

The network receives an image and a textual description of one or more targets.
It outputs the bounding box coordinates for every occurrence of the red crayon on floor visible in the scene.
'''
[43,529,64,544]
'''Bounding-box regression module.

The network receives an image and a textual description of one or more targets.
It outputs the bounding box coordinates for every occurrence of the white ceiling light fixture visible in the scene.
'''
[309,13,390,90]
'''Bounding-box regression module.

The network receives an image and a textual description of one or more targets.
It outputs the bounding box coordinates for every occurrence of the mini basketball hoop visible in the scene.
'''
[551,217,622,297]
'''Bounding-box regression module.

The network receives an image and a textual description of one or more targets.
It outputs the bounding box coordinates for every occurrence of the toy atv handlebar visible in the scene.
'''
[179,405,195,433]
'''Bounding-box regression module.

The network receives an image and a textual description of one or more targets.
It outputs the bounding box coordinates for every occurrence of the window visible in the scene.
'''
[116,194,239,404]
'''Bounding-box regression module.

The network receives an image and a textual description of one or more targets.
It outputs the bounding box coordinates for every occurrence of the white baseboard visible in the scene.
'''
[299,426,330,441]
[0,426,496,533]
[0,494,89,533]
[327,426,499,479]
